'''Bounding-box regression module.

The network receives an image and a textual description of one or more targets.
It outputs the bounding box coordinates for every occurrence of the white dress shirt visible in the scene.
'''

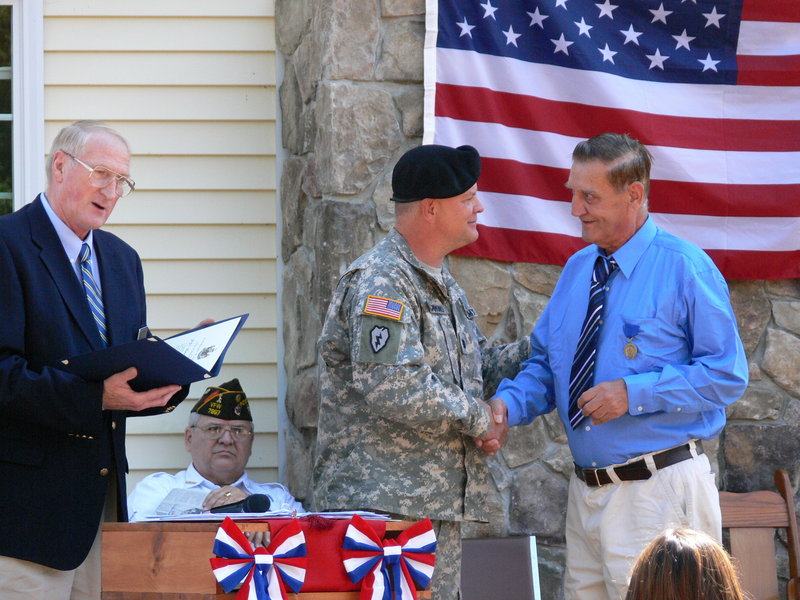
[127,463,304,521]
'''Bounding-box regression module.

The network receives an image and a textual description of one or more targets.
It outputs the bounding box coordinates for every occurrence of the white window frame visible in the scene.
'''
[7,0,43,209]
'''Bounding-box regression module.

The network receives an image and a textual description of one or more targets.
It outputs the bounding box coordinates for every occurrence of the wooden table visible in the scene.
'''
[102,521,431,600]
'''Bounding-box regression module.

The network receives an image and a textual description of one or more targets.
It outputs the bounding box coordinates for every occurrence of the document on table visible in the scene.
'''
[153,488,207,516]
[140,505,391,521]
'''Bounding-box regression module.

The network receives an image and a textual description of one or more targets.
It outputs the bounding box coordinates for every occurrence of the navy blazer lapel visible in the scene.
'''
[27,196,105,350]
[93,233,133,347]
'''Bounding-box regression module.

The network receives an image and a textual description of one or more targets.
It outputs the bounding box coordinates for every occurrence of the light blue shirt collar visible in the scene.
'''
[604,216,657,280]
[40,192,97,281]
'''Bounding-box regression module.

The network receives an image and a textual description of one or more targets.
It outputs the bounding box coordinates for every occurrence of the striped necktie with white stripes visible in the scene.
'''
[567,255,617,429]
[79,243,108,346]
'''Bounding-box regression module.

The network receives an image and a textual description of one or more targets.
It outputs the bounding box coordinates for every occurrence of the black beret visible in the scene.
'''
[191,378,252,421]
[391,144,481,202]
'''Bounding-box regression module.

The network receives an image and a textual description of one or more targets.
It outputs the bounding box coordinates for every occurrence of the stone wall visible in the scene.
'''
[276,1,800,596]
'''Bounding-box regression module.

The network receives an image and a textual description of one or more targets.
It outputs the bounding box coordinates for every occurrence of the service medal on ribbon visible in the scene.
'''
[623,322,641,360]
[210,517,307,600]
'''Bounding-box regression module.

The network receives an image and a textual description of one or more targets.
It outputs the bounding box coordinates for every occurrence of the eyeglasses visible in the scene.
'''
[62,151,136,197]
[192,424,254,441]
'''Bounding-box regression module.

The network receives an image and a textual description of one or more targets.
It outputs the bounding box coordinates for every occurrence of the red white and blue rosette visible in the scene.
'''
[210,517,307,600]
[341,515,437,600]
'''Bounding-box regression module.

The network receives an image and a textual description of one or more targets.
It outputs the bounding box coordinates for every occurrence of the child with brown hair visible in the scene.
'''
[626,528,747,600]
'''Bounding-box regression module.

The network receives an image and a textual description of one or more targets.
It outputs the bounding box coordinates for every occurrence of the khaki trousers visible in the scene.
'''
[0,521,102,600]
[564,451,721,600]
[0,474,116,599]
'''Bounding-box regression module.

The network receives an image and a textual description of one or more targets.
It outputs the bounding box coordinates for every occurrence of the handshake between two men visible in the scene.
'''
[474,378,631,456]
[473,398,509,457]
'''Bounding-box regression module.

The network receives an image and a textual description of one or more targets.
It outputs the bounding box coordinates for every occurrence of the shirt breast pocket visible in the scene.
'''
[616,314,688,371]
[428,304,461,386]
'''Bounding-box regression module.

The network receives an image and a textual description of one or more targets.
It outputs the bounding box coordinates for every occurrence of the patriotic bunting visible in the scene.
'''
[341,515,437,600]
[210,517,307,600]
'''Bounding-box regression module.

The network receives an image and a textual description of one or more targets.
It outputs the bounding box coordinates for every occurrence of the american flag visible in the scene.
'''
[364,295,405,320]
[424,0,800,279]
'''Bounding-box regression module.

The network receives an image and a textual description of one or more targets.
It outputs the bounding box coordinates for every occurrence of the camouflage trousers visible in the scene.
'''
[389,513,461,600]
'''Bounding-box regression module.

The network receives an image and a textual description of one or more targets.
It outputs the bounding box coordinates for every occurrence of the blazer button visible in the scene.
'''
[111,421,116,430]
[99,468,109,476]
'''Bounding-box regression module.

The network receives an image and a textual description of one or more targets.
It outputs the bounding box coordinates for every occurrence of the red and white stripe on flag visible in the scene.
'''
[424,0,800,279]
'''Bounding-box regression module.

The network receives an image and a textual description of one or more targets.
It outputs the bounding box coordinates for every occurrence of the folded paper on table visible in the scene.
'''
[58,314,248,391]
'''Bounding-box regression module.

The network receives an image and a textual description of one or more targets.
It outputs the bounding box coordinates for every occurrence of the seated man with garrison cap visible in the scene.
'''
[312,144,529,600]
[128,378,303,521]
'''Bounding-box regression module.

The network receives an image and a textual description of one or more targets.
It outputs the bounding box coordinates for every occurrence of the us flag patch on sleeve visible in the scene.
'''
[363,295,404,321]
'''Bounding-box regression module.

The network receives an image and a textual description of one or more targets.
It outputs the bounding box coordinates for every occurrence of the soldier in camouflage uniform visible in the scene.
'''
[312,144,530,600]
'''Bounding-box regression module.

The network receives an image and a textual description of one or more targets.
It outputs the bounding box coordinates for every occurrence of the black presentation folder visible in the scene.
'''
[58,314,249,391]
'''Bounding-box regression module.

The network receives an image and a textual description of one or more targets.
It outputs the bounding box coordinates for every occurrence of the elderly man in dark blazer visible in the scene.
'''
[0,120,190,599]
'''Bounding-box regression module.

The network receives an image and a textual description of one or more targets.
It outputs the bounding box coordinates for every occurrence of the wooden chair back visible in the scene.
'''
[720,469,799,600]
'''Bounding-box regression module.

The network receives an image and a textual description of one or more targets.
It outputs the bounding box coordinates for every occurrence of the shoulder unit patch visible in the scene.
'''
[370,325,390,352]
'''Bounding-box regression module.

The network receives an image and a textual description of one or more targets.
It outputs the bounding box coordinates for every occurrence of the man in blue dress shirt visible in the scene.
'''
[491,133,748,600]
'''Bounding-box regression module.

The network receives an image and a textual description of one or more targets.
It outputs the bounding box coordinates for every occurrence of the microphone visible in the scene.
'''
[208,493,271,514]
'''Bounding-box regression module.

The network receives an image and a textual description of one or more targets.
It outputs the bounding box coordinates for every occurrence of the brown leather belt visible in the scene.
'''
[574,441,704,488]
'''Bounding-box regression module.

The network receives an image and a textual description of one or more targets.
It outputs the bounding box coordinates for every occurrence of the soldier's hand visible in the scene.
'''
[578,378,628,425]
[474,398,508,456]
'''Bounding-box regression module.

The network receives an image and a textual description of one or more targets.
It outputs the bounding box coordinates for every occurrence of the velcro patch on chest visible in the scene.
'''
[362,295,405,321]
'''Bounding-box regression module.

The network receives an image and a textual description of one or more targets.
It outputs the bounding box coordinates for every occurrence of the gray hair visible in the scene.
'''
[46,120,130,185]
[572,132,653,198]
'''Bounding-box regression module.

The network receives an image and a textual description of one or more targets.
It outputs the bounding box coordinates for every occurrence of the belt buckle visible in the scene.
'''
[590,468,603,487]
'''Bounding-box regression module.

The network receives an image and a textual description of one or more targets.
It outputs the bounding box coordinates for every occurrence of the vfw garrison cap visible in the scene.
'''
[191,378,252,421]
[391,144,481,202]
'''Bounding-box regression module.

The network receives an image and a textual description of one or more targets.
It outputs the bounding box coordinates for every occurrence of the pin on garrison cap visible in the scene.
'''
[391,144,481,203]
[191,378,252,421]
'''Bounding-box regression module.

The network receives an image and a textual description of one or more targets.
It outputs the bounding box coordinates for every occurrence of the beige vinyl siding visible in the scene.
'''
[43,1,279,490]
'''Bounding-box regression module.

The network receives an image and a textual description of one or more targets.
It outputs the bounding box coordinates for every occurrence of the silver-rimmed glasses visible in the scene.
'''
[191,424,254,442]
[62,151,136,197]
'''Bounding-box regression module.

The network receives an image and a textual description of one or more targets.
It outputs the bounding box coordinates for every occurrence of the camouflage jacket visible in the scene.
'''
[312,229,530,521]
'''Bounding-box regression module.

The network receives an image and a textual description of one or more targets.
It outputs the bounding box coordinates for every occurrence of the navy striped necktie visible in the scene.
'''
[568,255,618,429]
[79,243,108,347]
